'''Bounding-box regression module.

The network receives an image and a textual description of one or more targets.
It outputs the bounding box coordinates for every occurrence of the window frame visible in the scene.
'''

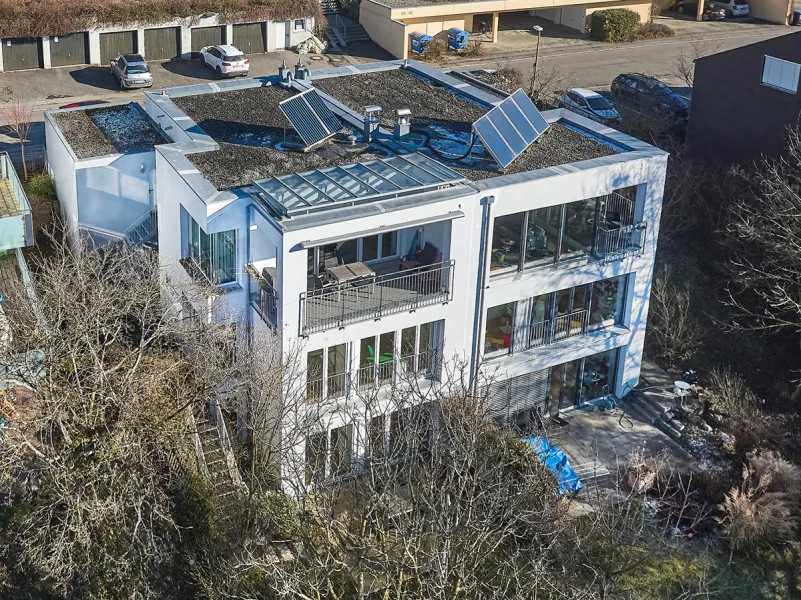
[761,55,801,94]
[294,19,306,31]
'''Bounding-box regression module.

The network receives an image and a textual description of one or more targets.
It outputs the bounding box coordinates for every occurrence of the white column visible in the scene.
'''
[180,24,192,58]
[88,30,101,65]
[41,36,52,68]
[224,24,234,45]
[0,40,5,72]
[136,28,146,56]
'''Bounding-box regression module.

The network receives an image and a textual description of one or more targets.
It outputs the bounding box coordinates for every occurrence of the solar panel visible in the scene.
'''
[472,88,549,169]
[279,88,343,148]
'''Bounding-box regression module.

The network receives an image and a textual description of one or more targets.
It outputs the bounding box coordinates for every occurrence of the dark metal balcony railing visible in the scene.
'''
[593,222,648,264]
[300,261,454,335]
[247,266,278,327]
[495,309,589,357]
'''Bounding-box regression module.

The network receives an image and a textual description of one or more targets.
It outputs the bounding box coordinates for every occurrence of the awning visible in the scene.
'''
[299,210,465,249]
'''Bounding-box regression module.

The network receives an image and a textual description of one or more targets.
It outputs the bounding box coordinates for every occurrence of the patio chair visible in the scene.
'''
[400,242,441,271]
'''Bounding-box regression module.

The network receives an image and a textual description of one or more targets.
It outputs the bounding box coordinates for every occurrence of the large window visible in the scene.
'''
[307,344,347,401]
[485,302,515,356]
[490,214,524,271]
[308,231,399,278]
[589,275,626,328]
[762,56,800,94]
[581,348,619,401]
[184,210,237,285]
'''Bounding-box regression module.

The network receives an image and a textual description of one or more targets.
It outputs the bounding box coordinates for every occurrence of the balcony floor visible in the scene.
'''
[0,178,19,218]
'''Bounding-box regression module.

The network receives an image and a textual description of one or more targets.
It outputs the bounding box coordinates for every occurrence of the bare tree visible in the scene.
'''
[0,95,37,180]
[673,36,722,88]
[646,263,702,367]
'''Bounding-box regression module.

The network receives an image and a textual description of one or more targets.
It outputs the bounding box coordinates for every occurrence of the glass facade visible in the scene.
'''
[185,211,237,285]
[485,302,515,356]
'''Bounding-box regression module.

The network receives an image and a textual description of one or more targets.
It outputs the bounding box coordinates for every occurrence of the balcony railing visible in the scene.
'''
[246,264,278,327]
[356,350,438,391]
[495,309,589,357]
[307,372,349,402]
[300,261,454,335]
[593,222,647,264]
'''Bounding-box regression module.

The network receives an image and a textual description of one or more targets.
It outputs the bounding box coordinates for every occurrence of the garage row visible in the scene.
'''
[0,18,312,71]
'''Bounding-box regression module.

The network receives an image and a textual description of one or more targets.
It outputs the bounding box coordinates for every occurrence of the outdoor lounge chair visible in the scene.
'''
[366,345,393,365]
[400,242,441,271]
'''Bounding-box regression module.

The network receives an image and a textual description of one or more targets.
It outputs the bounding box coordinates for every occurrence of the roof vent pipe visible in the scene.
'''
[394,108,411,141]
[294,58,310,81]
[363,105,381,142]
[278,59,290,82]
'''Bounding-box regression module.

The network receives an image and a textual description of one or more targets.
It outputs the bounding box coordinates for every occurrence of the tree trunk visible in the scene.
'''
[20,141,27,181]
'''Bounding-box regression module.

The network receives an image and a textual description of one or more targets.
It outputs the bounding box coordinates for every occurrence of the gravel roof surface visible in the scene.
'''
[314,69,487,132]
[172,85,295,144]
[173,85,389,189]
[187,134,388,191]
[375,0,487,8]
[445,122,620,181]
[54,104,165,159]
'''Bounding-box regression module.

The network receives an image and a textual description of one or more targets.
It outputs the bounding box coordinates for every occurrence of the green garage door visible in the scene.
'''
[50,32,88,67]
[233,23,266,54]
[191,26,224,53]
[144,27,180,60]
[99,31,136,64]
[2,38,43,71]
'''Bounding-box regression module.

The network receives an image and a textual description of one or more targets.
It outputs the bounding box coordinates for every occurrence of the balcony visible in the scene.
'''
[246,263,277,327]
[0,153,33,252]
[300,261,454,335]
[356,349,438,391]
[593,222,648,264]
[488,309,590,358]
[307,372,349,402]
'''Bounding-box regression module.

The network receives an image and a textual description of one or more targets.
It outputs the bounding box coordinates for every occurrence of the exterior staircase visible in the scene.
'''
[325,14,370,51]
[190,399,246,510]
[123,207,158,248]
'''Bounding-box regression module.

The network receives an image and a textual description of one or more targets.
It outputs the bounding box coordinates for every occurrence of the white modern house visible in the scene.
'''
[45,59,667,487]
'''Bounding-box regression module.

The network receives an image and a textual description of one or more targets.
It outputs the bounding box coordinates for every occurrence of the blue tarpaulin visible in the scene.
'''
[524,436,583,495]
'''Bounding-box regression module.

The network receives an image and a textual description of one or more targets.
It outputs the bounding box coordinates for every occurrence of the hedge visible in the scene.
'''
[590,9,641,43]
[0,0,320,38]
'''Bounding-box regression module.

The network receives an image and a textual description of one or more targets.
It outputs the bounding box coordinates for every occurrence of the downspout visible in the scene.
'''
[246,204,254,337]
[469,195,495,390]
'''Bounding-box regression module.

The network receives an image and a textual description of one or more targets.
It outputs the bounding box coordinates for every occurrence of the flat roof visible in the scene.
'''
[171,83,389,190]
[312,67,619,179]
[53,103,166,159]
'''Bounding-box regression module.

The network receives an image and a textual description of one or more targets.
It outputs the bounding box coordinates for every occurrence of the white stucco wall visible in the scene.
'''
[44,113,79,241]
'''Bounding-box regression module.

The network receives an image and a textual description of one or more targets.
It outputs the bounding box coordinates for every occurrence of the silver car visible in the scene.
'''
[110,54,153,89]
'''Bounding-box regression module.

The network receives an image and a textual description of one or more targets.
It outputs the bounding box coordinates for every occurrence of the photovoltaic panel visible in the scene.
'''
[279,88,343,148]
[472,88,550,169]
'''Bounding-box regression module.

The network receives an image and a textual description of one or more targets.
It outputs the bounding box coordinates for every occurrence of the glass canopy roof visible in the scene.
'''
[252,153,465,217]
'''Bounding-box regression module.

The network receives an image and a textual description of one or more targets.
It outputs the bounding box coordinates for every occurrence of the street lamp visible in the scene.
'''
[531,25,544,97]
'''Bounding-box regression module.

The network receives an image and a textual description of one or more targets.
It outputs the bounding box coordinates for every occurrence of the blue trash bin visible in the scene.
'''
[793,10,801,25]
[409,31,433,54]
[447,27,470,50]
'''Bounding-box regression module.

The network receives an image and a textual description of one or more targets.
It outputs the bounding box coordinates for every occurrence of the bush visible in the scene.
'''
[718,464,798,551]
[421,38,446,62]
[487,65,525,93]
[636,22,675,39]
[747,450,801,500]
[645,264,702,367]
[708,367,760,416]
[25,172,56,200]
[462,39,485,58]
[590,9,641,43]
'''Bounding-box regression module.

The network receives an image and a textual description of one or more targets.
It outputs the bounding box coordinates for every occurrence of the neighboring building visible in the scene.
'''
[688,31,801,162]
[45,60,667,488]
[0,151,35,352]
[0,14,315,72]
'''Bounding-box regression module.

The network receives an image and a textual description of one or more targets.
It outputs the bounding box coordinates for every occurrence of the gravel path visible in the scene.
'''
[54,104,164,158]
[314,69,486,132]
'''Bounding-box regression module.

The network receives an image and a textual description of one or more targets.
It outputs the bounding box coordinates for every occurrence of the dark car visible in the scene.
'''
[611,73,689,123]
[670,0,727,19]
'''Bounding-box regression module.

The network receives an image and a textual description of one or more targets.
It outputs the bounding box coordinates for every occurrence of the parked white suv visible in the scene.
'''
[200,45,250,78]
[709,0,750,16]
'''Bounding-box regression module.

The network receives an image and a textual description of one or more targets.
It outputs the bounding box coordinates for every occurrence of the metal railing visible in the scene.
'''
[501,309,590,356]
[599,191,635,226]
[301,260,454,335]
[593,222,647,264]
[248,268,278,327]
[307,372,349,402]
[356,350,439,391]
[123,207,158,247]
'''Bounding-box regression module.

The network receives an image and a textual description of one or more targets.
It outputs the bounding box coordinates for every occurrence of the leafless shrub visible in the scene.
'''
[529,64,572,109]
[718,464,798,551]
[486,63,525,93]
[646,264,702,366]
[674,36,723,89]
[708,366,760,416]
[636,22,675,39]
[0,94,36,180]
[462,38,485,58]
[746,450,801,500]
[421,38,446,61]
